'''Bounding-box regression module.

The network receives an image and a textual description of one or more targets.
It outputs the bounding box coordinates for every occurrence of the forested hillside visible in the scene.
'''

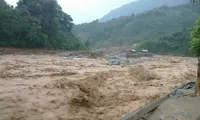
[100,0,189,22]
[73,4,200,48]
[135,28,192,56]
[0,0,86,50]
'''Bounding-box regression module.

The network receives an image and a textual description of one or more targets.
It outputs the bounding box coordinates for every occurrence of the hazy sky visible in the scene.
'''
[5,0,135,24]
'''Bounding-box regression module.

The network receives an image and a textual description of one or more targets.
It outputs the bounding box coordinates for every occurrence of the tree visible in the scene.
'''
[0,0,8,8]
[191,19,200,56]
[189,0,200,96]
[85,40,90,49]
[0,0,86,50]
[191,19,200,96]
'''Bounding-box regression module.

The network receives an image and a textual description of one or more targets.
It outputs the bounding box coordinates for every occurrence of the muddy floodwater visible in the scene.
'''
[0,54,197,120]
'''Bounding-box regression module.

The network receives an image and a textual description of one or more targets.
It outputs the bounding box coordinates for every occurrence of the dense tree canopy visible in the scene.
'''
[0,0,86,50]
[191,19,200,56]
[135,28,192,56]
[73,4,200,49]
[135,1,199,56]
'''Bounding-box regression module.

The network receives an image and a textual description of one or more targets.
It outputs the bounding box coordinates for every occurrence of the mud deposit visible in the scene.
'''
[0,54,197,120]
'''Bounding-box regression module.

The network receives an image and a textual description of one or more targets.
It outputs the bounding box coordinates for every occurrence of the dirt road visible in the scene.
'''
[0,54,197,120]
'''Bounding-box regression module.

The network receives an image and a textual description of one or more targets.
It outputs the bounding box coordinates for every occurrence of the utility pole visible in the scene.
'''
[196,58,200,96]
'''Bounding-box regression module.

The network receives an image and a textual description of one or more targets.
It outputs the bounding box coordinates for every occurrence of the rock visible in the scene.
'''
[107,56,121,65]
[171,89,195,97]
[169,95,179,98]
[170,89,177,96]
[176,89,185,97]
[169,81,196,97]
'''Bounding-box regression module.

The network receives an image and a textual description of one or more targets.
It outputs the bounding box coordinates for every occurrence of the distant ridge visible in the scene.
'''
[100,0,189,22]
[73,4,200,48]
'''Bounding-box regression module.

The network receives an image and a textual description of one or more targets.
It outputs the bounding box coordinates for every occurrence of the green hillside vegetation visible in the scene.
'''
[0,0,86,50]
[191,19,200,57]
[135,28,192,56]
[100,0,189,22]
[73,4,200,49]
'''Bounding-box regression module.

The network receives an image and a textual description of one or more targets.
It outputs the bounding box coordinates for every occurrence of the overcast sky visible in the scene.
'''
[5,0,135,24]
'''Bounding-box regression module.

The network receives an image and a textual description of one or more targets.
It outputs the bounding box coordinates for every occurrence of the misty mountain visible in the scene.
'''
[73,4,200,48]
[100,0,189,22]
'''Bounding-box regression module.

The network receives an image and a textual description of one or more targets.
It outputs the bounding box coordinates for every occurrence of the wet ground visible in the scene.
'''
[148,96,200,120]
